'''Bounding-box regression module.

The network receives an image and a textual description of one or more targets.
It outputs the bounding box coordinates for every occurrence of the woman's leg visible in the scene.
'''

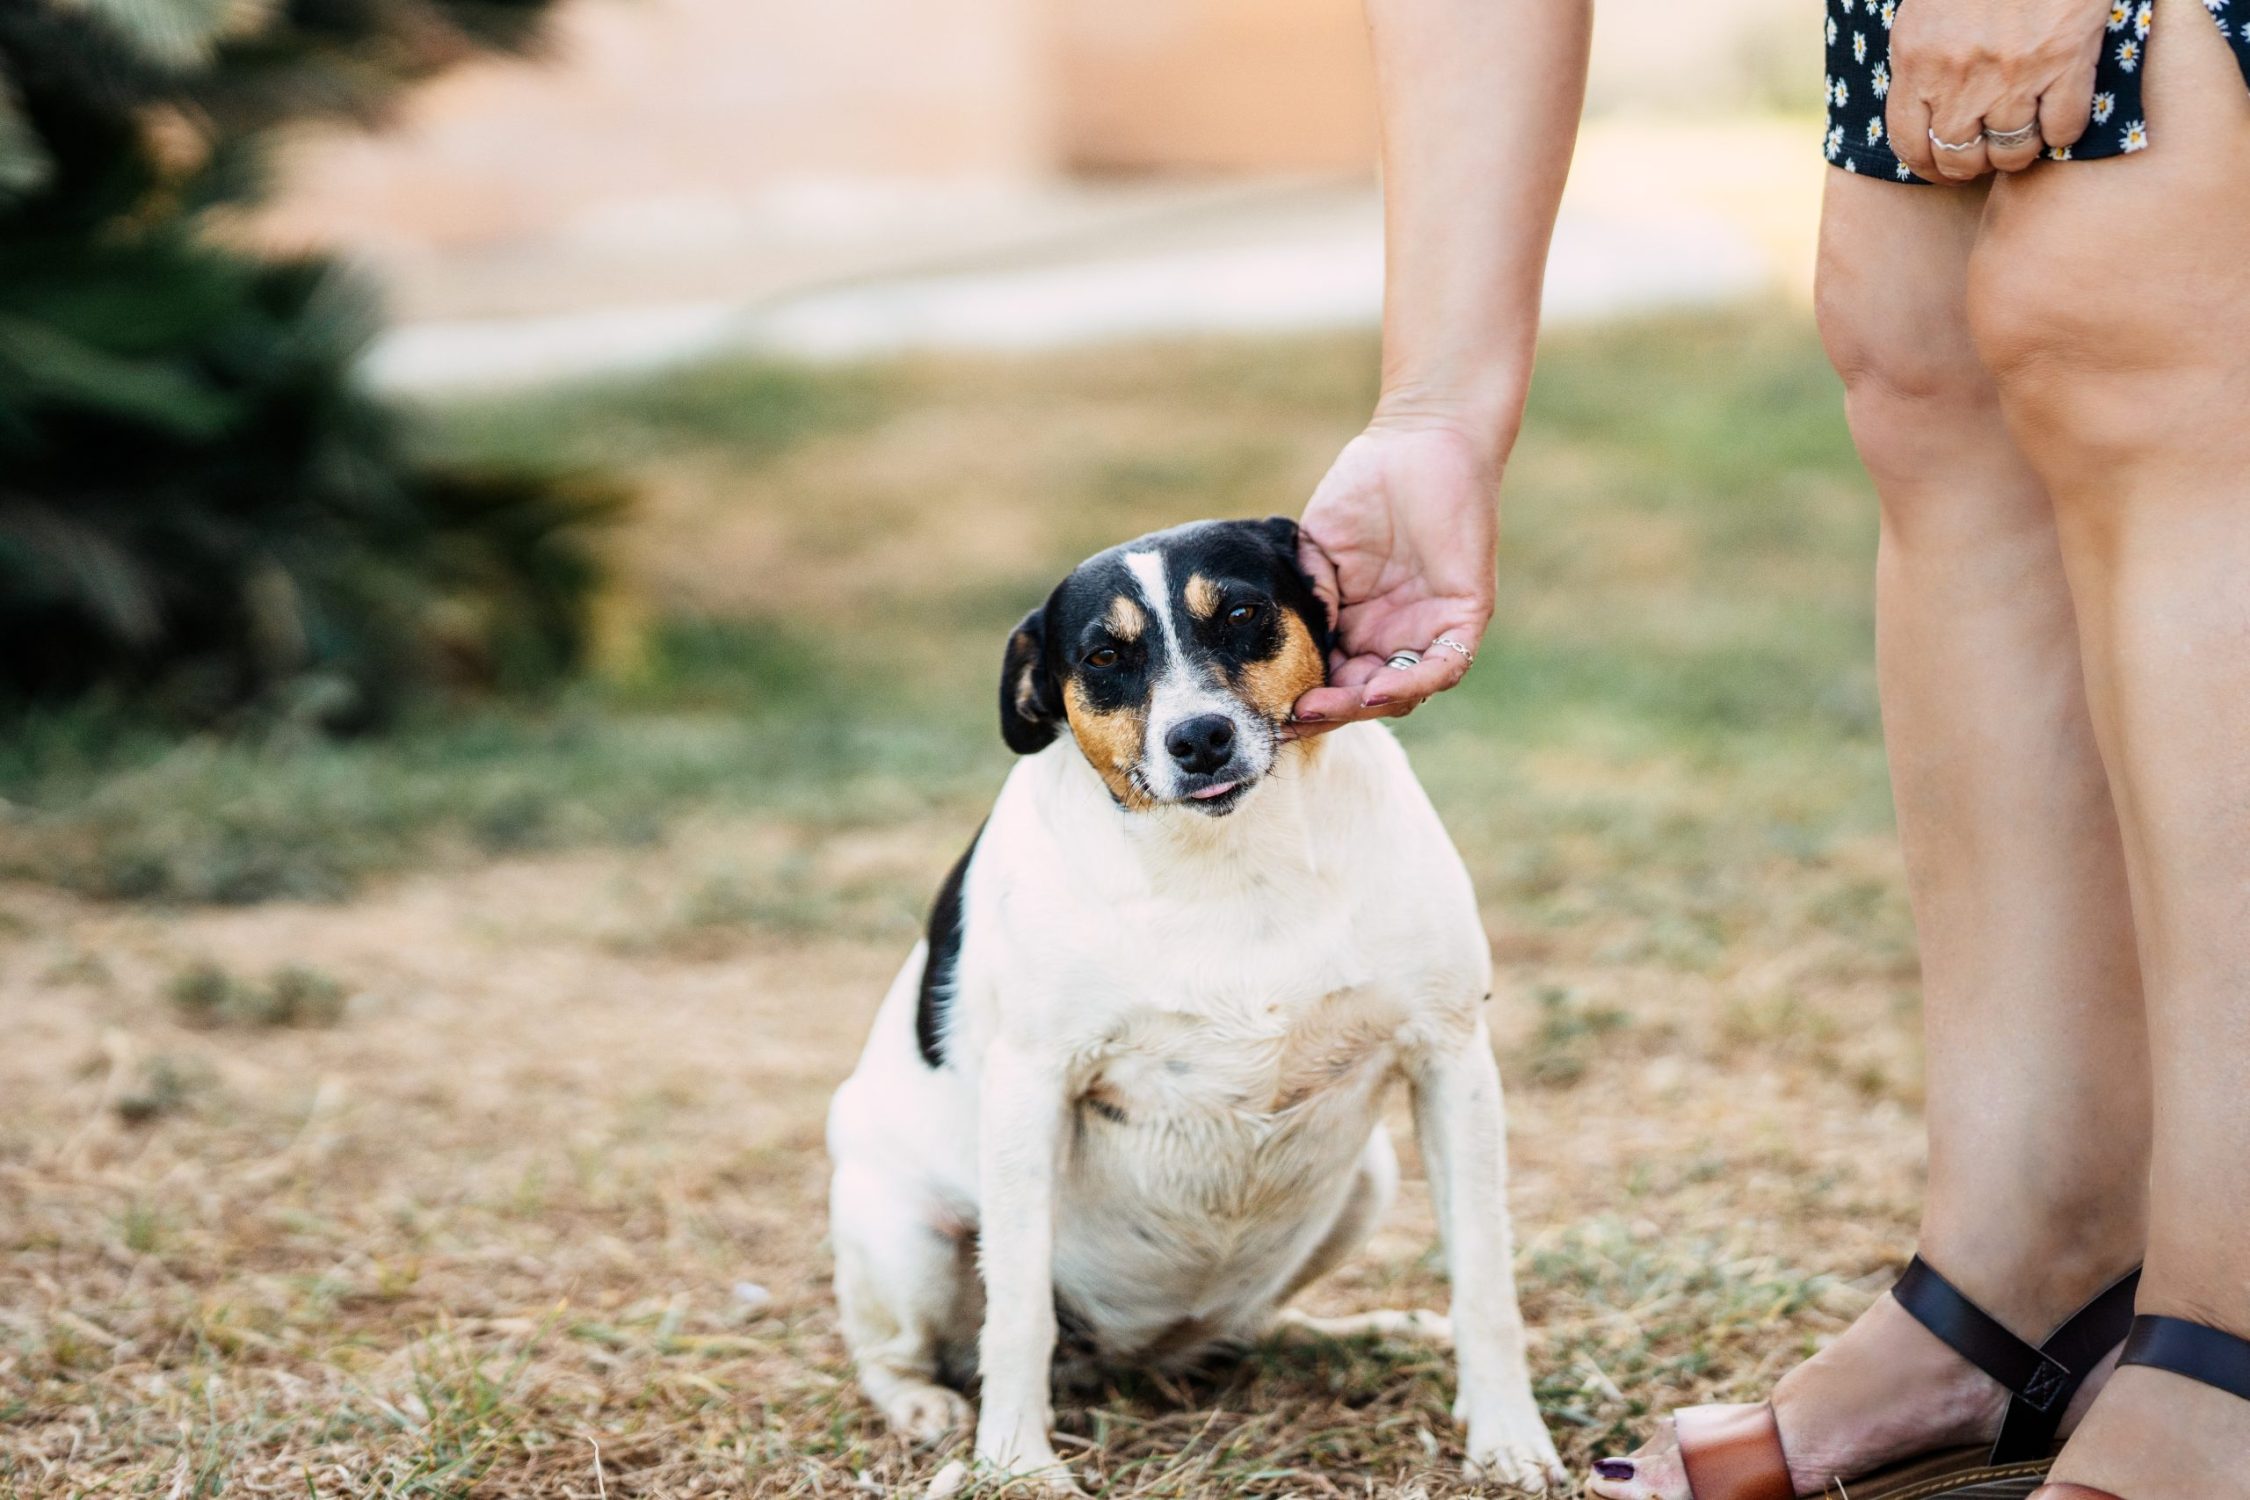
[1972,2,2250,1490]
[1590,169,2150,1500]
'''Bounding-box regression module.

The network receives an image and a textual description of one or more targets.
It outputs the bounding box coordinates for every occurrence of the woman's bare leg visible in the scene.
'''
[1972,2,2250,1489]
[1590,169,2149,1500]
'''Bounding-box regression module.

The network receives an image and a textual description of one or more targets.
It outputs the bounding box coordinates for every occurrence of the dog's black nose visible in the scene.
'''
[1165,714,1236,774]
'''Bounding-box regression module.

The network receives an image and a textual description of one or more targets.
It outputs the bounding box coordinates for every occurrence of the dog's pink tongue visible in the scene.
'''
[1188,782,1239,800]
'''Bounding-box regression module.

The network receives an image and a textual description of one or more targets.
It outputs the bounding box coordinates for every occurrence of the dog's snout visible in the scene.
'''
[1164,714,1236,774]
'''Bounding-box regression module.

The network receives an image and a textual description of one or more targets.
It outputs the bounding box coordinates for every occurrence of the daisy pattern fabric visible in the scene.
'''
[1823,0,2250,182]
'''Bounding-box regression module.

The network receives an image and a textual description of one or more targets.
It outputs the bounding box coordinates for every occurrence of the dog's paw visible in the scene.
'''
[880,1382,973,1444]
[942,1455,1082,1497]
[1274,1306,1454,1348]
[996,1461,1083,1496]
[1382,1308,1453,1346]
[1463,1417,1566,1494]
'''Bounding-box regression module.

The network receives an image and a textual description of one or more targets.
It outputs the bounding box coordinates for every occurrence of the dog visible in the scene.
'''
[825,517,1562,1492]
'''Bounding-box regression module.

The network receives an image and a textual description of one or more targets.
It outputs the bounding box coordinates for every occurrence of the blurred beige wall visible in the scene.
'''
[265,0,1389,256]
[1053,0,1377,172]
[264,0,1060,253]
[1587,0,1815,111]
[259,0,1815,287]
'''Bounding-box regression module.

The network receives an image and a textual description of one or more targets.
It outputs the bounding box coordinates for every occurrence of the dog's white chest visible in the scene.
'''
[1059,983,1405,1240]
[1082,986,1402,1127]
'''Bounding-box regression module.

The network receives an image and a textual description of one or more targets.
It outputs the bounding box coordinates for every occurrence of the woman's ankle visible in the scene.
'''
[1916,1193,2145,1339]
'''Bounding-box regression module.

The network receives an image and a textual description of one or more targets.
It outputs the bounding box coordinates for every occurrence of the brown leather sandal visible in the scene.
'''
[2021,1312,2250,1500]
[1652,1257,2142,1500]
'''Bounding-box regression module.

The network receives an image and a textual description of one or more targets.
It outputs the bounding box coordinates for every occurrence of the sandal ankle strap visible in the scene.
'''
[2120,1313,2250,1403]
[1891,1256,2141,1464]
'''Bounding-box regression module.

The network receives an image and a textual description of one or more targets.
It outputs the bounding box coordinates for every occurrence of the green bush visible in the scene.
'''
[0,0,619,727]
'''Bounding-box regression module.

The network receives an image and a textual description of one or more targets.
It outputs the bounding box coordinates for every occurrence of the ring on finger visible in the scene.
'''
[1430,634,1476,667]
[1928,126,1983,152]
[1385,650,1422,672]
[1982,119,2041,149]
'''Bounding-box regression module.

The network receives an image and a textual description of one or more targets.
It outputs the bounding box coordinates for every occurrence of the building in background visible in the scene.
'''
[259,0,1816,379]
[260,0,1376,285]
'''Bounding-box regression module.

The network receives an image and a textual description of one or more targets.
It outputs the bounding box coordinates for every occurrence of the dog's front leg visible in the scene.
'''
[1408,1013,1563,1493]
[968,1039,1078,1492]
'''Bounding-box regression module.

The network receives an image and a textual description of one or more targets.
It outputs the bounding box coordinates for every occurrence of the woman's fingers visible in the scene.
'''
[1285,676,1413,736]
[1285,630,1482,738]
[1362,637,1473,710]
[1889,89,1940,180]
[1983,94,2048,170]
[1924,101,1995,179]
[2037,44,2101,152]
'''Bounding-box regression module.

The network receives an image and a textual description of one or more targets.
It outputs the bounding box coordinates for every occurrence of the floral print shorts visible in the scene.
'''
[1824,0,2250,181]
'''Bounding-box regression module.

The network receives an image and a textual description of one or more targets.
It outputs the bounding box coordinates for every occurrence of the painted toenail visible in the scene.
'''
[1594,1459,1635,1481]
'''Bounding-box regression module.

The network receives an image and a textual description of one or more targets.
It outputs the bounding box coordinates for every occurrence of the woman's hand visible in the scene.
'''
[1289,419,1500,735]
[1888,0,2111,180]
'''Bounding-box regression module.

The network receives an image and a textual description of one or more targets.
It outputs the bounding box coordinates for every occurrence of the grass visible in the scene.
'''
[0,305,1936,1497]
[0,309,1886,918]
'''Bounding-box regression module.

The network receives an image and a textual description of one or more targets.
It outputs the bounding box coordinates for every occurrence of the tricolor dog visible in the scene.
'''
[825,518,1561,1491]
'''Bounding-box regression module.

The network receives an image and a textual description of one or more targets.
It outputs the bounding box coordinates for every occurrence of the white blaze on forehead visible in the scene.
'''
[1121,546,1275,800]
[1121,551,1183,674]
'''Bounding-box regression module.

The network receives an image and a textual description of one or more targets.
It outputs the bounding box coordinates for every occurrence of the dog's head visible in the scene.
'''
[999,518,1331,816]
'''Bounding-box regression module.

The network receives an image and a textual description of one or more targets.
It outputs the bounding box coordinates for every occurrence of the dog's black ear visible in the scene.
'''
[1253,515,1302,557]
[999,604,1062,754]
[1252,515,1334,658]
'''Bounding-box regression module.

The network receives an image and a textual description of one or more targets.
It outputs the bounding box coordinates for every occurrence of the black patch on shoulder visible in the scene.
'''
[914,826,982,1068]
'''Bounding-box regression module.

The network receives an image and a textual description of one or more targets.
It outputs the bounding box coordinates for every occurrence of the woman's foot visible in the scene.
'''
[1586,1280,2123,1500]
[2043,1356,2250,1500]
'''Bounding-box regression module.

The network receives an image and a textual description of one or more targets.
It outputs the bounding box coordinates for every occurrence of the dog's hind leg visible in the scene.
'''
[831,1161,979,1443]
[1274,1306,1453,1347]
[1269,1126,1453,1347]
[1276,1123,1398,1301]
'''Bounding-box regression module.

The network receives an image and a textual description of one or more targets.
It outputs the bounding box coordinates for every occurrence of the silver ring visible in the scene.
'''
[1983,119,2041,149]
[1430,634,1476,666]
[1928,126,1983,153]
[1384,650,1422,672]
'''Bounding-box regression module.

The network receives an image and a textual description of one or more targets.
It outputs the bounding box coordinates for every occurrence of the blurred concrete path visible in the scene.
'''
[363,118,1825,393]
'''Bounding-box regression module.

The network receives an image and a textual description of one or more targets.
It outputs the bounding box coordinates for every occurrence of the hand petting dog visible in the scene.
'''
[1290,421,1499,735]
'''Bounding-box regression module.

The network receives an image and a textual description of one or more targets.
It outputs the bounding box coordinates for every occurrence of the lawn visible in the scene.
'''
[0,307,1931,1497]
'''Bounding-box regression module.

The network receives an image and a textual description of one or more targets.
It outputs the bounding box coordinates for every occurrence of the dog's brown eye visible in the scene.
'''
[1085,647,1119,669]
[1227,603,1259,625]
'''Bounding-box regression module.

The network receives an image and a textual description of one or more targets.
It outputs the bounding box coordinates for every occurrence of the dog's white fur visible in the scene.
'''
[827,701,1562,1491]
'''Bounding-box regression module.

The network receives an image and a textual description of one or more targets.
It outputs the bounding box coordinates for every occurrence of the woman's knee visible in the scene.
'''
[1968,193,2238,489]
[1962,199,2128,449]
[1816,255,2007,500]
[1969,3,2250,465]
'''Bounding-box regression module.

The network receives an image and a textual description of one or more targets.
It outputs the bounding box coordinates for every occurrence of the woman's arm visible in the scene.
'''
[1293,0,1591,732]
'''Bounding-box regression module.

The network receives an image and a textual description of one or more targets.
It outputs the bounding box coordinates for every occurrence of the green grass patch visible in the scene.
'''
[0,304,1884,914]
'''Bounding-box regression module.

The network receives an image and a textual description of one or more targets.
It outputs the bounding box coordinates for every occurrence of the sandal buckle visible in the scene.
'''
[2017,1352,2072,1412]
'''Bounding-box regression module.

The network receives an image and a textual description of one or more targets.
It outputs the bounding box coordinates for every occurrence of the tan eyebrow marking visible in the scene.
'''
[1104,594,1146,641]
[1183,574,1220,619]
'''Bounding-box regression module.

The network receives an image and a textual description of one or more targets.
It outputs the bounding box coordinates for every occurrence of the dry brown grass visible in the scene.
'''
[1,806,1925,1497]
